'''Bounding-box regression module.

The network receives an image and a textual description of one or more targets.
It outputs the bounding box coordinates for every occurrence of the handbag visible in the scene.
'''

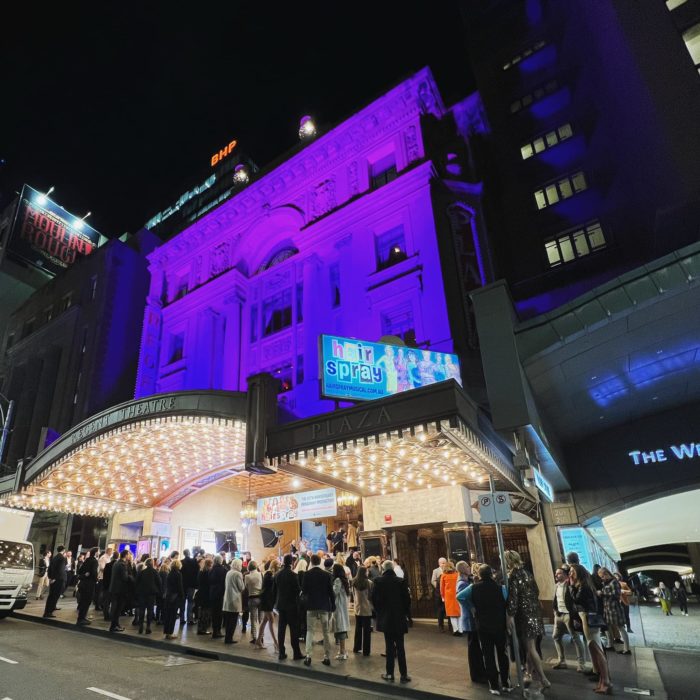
[587,611,605,628]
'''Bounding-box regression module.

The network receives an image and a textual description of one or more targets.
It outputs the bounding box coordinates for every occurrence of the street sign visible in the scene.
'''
[532,468,554,502]
[478,492,512,524]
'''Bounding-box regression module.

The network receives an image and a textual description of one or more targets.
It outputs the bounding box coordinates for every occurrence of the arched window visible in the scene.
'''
[256,247,298,274]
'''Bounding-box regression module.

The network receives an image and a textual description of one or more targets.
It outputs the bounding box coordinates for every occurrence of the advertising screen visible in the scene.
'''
[257,487,337,525]
[320,334,461,402]
[6,184,102,276]
[300,520,327,553]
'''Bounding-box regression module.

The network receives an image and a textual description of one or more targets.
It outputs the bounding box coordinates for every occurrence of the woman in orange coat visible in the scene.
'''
[440,560,462,635]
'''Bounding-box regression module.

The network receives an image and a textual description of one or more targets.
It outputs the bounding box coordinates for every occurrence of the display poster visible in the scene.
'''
[257,487,337,525]
[6,184,102,276]
[558,527,594,572]
[300,520,327,553]
[136,539,151,559]
[320,334,461,402]
[118,542,136,556]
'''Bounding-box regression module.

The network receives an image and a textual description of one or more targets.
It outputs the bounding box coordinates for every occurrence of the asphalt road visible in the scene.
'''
[0,618,388,700]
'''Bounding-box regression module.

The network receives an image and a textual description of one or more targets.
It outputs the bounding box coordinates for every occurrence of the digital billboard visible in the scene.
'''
[257,487,337,525]
[320,334,461,402]
[6,184,102,276]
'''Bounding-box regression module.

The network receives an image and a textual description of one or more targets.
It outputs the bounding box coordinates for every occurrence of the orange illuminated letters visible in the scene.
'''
[211,139,238,167]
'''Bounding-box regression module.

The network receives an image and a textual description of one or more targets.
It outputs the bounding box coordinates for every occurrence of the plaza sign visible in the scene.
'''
[320,334,461,402]
[628,443,700,465]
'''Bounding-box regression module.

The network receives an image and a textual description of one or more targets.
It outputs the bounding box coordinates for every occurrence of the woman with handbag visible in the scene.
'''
[570,564,612,695]
[599,568,630,655]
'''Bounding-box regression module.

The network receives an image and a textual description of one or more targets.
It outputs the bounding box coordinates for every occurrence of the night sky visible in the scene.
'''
[0,2,473,238]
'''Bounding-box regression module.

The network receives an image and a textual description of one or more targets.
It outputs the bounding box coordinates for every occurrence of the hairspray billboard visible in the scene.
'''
[320,334,461,402]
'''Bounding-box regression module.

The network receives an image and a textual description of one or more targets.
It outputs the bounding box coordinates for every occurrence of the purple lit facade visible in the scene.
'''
[135,68,492,416]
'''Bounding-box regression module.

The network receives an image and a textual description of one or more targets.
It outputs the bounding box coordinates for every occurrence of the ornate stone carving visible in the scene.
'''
[210,241,231,278]
[347,161,359,197]
[262,334,292,361]
[311,178,337,219]
[418,80,440,117]
[404,125,420,162]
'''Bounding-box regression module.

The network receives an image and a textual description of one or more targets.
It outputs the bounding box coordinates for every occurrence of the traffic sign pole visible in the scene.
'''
[489,474,524,695]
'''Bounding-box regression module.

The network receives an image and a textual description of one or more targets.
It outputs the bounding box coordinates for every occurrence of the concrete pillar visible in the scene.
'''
[222,291,245,391]
[527,520,556,621]
[688,542,700,578]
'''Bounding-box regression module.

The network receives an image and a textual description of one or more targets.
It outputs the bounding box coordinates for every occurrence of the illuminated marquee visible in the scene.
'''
[211,139,238,167]
[628,443,700,465]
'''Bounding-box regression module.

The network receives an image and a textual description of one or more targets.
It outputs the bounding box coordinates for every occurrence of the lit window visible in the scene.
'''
[381,304,416,346]
[370,153,398,189]
[502,39,547,71]
[375,225,407,271]
[534,171,588,209]
[329,264,341,308]
[168,333,184,363]
[520,123,573,160]
[510,79,560,113]
[271,362,294,394]
[263,289,292,337]
[682,22,700,68]
[544,220,608,267]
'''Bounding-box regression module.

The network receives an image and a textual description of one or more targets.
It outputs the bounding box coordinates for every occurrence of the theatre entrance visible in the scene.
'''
[389,524,450,619]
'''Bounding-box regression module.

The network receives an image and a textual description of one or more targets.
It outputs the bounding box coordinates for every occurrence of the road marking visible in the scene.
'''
[87,689,132,700]
[0,656,18,664]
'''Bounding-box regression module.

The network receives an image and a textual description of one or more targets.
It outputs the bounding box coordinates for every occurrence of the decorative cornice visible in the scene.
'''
[150,68,442,268]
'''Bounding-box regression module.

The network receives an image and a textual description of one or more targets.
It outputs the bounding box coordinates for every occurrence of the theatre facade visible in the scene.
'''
[0,68,556,612]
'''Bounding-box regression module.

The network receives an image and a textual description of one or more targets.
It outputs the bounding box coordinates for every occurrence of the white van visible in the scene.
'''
[0,506,35,619]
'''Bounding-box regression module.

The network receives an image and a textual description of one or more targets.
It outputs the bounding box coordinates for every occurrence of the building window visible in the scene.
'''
[544,220,607,267]
[370,153,398,189]
[174,274,188,301]
[271,362,294,394]
[502,39,547,71]
[296,355,304,385]
[263,289,292,337]
[375,225,408,271]
[682,22,700,70]
[329,264,341,307]
[510,79,560,113]
[21,317,36,339]
[250,305,258,343]
[168,332,185,363]
[257,247,298,274]
[89,275,98,301]
[520,123,573,159]
[534,171,588,210]
[381,304,416,346]
[296,282,304,323]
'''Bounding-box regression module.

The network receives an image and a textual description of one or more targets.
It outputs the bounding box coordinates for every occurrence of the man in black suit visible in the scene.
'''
[302,553,335,667]
[180,549,199,624]
[43,545,67,618]
[470,564,511,695]
[76,547,99,625]
[371,559,412,684]
[273,554,304,661]
[109,550,133,632]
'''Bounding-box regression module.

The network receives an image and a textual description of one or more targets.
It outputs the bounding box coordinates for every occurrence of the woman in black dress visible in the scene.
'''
[256,559,279,651]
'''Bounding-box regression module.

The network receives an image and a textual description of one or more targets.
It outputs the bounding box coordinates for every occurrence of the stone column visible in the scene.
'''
[222,290,245,391]
[302,254,323,386]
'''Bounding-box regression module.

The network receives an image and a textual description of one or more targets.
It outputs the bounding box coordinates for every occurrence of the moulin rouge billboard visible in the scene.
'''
[8,185,101,276]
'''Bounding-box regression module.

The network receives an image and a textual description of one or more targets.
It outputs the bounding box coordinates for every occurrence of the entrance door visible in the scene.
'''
[393,524,446,619]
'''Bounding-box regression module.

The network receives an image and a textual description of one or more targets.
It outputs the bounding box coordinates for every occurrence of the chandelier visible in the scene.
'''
[240,474,257,523]
[337,491,359,509]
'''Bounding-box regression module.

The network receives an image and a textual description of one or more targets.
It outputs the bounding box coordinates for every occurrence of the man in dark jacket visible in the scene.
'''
[109,550,133,632]
[273,554,304,661]
[76,547,99,625]
[371,560,411,684]
[43,545,67,618]
[135,558,162,634]
[302,553,335,667]
[470,564,510,694]
[209,555,227,638]
[101,552,118,620]
[180,549,199,625]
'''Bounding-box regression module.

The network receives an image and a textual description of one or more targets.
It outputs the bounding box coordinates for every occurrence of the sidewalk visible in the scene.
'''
[13,592,667,699]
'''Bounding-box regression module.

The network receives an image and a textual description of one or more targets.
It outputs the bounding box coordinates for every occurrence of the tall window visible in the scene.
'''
[534,171,588,210]
[296,282,304,322]
[168,332,185,363]
[510,79,560,113]
[381,304,416,346]
[370,153,398,189]
[329,264,341,307]
[375,225,408,271]
[250,305,258,343]
[263,289,292,337]
[545,221,607,267]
